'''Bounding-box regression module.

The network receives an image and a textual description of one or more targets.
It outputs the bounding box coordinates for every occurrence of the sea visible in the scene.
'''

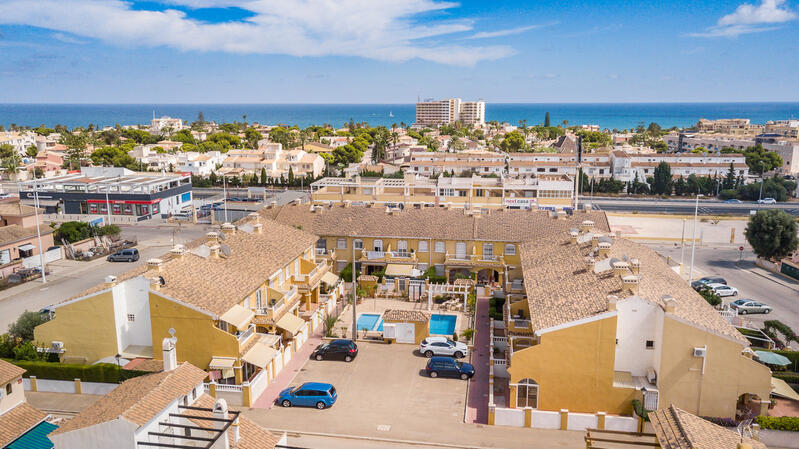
[0,103,797,131]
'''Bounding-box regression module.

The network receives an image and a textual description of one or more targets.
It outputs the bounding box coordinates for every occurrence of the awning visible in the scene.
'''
[220,304,254,330]
[772,377,799,401]
[385,264,413,277]
[242,341,278,368]
[18,243,36,251]
[275,313,306,335]
[208,357,235,369]
[321,271,339,286]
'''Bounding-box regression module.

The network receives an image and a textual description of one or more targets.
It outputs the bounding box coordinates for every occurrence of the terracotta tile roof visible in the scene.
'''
[51,362,207,436]
[383,309,428,322]
[0,402,48,447]
[0,200,40,217]
[649,405,766,449]
[519,234,747,343]
[122,358,164,372]
[192,394,281,449]
[0,224,53,246]
[0,359,26,385]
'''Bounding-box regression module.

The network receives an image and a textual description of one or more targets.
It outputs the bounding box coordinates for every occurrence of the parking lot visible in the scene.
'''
[250,341,469,441]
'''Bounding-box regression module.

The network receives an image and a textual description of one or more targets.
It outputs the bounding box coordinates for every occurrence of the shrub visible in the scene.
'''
[764,321,799,344]
[339,263,360,282]
[3,359,150,383]
[756,416,799,431]
[719,189,739,200]
[773,372,799,383]
[424,266,446,284]
[96,224,121,236]
[452,332,458,342]
[12,341,46,361]
[54,221,91,243]
[8,311,50,342]
[696,286,721,307]
[463,328,475,341]
[0,334,17,359]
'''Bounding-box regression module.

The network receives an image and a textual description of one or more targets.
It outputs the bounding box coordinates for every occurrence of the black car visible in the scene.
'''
[311,339,358,362]
[425,356,475,380]
[691,276,726,290]
[107,248,139,262]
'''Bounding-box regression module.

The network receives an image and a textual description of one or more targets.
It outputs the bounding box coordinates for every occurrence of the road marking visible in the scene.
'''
[376,424,391,431]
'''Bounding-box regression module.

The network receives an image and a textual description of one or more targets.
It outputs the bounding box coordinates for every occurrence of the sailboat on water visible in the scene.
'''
[389,111,394,117]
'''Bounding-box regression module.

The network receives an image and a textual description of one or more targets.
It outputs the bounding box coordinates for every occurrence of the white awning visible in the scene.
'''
[242,342,278,368]
[208,357,235,369]
[220,304,254,330]
[321,271,339,286]
[18,243,36,251]
[385,264,413,277]
[275,313,306,336]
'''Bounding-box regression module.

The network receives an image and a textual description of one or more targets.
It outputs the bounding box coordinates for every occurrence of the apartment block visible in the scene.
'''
[695,118,763,135]
[665,132,799,174]
[765,120,799,138]
[407,151,505,176]
[150,116,184,134]
[415,98,485,126]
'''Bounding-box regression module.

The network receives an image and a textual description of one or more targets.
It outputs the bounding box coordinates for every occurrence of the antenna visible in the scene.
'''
[217,231,226,241]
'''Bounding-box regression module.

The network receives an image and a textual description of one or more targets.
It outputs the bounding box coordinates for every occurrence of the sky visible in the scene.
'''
[0,0,797,103]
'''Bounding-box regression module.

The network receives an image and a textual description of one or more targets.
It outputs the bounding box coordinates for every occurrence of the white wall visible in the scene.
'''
[50,418,138,449]
[0,376,24,413]
[23,378,117,395]
[530,410,561,429]
[614,296,664,378]
[494,407,525,427]
[113,277,153,354]
[605,415,638,432]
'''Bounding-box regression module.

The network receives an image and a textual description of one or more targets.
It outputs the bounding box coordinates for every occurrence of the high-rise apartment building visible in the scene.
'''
[415,98,485,126]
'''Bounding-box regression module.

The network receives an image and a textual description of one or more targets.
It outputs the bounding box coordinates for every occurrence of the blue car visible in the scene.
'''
[425,356,475,380]
[278,382,337,409]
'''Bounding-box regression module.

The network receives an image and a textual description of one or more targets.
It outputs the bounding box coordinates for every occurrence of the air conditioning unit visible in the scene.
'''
[646,368,657,384]
[693,347,706,358]
[51,341,64,352]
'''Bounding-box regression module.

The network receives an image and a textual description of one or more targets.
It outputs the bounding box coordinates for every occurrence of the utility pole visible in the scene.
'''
[351,242,357,341]
[680,218,686,274]
[688,194,702,282]
[223,176,228,223]
[27,178,46,283]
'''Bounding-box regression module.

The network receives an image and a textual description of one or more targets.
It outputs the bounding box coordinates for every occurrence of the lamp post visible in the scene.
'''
[114,353,122,384]
[688,194,703,283]
[679,218,686,275]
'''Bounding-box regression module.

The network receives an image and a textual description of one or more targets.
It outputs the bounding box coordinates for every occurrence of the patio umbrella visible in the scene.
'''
[754,350,791,366]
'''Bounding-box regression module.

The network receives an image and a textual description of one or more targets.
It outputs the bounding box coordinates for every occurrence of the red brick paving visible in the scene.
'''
[466,296,490,424]
[252,327,324,408]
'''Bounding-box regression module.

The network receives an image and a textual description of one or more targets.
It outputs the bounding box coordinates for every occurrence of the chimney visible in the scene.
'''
[663,295,676,313]
[162,336,177,372]
[170,245,186,260]
[385,206,393,215]
[606,295,618,311]
[597,241,612,258]
[268,200,277,209]
[584,204,592,213]
[253,223,263,234]
[343,200,352,208]
[612,260,630,277]
[580,220,594,231]
[147,258,164,272]
[584,256,596,271]
[630,258,640,275]
[621,275,639,295]
[206,231,219,243]
[149,276,162,291]
[591,234,600,246]
[556,210,567,220]
[104,275,117,288]
[209,244,221,259]
[221,223,236,235]
[569,230,579,244]
[248,212,260,222]
[230,415,241,445]
[212,399,231,449]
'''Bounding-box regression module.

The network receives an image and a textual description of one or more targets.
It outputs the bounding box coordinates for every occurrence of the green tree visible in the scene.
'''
[696,286,721,307]
[544,112,550,127]
[723,162,736,190]
[171,129,196,145]
[0,144,16,158]
[674,176,686,196]
[646,122,662,137]
[8,311,50,342]
[500,131,526,152]
[26,145,39,158]
[744,144,783,176]
[745,209,798,261]
[651,162,672,195]
[54,221,91,243]
[245,128,261,149]
[288,167,295,185]
[260,168,267,186]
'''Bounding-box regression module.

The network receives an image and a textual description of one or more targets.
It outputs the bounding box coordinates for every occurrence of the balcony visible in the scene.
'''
[295,259,328,290]
[444,252,505,267]
[237,324,256,345]
[256,286,299,321]
[314,247,336,263]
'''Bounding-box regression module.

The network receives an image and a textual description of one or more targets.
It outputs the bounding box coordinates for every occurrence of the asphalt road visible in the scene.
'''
[648,244,799,344]
[585,196,799,216]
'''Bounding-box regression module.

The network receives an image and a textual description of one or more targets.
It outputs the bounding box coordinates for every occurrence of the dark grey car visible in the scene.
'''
[107,248,139,262]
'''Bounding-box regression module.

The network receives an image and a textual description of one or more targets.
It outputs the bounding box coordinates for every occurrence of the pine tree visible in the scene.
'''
[544,112,550,127]
[723,162,736,190]
[288,167,295,185]
[260,168,267,186]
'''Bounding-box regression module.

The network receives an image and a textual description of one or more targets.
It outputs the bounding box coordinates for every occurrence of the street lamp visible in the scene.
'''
[114,353,122,384]
[688,193,703,283]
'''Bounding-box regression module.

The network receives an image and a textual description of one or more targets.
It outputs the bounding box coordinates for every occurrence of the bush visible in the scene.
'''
[424,266,446,284]
[452,332,458,342]
[764,320,799,344]
[12,341,46,361]
[3,359,150,383]
[54,221,91,243]
[0,334,16,359]
[339,263,360,282]
[756,416,799,431]
[96,224,121,236]
[773,372,799,383]
[8,311,50,342]
[719,189,739,200]
[463,328,474,341]
[696,286,721,307]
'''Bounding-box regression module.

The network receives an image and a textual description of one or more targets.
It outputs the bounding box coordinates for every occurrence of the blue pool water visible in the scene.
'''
[375,320,384,332]
[356,314,380,332]
[430,314,457,336]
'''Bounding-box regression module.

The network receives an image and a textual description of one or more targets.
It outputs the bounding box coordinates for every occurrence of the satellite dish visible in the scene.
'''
[191,245,211,259]
[158,275,166,286]
[239,224,254,234]
[220,244,231,258]
[217,231,226,241]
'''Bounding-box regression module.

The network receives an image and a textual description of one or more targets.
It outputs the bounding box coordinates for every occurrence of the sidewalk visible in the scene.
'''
[465,296,489,424]
[251,327,324,408]
[746,264,799,293]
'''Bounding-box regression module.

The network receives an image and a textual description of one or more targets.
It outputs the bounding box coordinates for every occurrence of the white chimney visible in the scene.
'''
[212,399,231,449]
[162,336,177,372]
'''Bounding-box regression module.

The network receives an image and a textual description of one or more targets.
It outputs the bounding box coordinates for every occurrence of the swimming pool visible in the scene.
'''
[356,313,381,332]
[430,314,457,335]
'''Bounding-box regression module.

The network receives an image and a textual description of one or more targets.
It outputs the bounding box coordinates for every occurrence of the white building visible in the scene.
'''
[406,150,505,176]
[220,143,324,179]
[765,120,799,138]
[150,116,184,134]
[415,98,485,126]
[0,131,36,155]
[665,133,799,174]
[177,151,225,176]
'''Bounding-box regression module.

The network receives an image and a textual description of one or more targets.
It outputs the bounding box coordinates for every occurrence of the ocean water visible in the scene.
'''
[0,103,797,131]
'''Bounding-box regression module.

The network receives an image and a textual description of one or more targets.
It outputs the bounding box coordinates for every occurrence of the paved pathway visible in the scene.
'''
[466,296,490,424]
[252,327,324,408]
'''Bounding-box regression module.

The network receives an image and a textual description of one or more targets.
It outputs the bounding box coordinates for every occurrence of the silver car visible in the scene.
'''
[419,336,468,359]
[730,299,772,315]
[707,283,738,297]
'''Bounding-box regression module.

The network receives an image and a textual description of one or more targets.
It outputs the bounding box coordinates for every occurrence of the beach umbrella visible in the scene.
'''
[754,350,791,366]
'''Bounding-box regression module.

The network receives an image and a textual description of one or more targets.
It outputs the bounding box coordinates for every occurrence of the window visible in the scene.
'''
[440,188,454,197]
[505,244,516,256]
[6,383,12,395]
[646,340,655,349]
[397,240,408,256]
[418,241,428,252]
[373,239,383,252]
[337,238,347,249]
[127,314,135,322]
[516,379,538,408]
[434,241,445,253]
[255,289,263,309]
[353,239,363,250]
[482,243,494,259]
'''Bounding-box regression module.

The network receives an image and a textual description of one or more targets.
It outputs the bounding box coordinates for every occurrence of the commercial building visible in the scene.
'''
[310,173,574,211]
[34,213,342,406]
[18,167,192,220]
[415,98,485,126]
[0,360,56,449]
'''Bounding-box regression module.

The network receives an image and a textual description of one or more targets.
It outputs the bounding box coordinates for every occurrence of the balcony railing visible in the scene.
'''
[481,254,497,261]
[315,247,327,255]
[237,324,255,344]
[512,319,531,329]
[445,252,470,261]
[365,250,385,260]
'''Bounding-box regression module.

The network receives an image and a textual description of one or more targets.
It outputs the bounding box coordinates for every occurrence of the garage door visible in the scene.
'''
[395,323,415,344]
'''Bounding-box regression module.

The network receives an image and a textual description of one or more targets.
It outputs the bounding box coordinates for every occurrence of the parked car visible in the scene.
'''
[757,198,777,204]
[425,356,474,380]
[278,382,337,409]
[724,199,742,204]
[107,248,139,262]
[691,276,727,290]
[707,283,738,297]
[311,339,358,362]
[419,336,468,359]
[730,299,772,315]
[172,211,192,220]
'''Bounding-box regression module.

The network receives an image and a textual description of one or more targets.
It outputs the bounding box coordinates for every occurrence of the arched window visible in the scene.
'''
[516,378,538,408]
[418,240,429,252]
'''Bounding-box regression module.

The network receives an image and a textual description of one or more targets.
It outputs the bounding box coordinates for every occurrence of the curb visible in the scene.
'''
[268,428,491,449]
[747,268,799,293]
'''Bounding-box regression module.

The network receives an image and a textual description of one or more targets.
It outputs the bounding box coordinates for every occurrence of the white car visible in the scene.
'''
[707,283,738,297]
[757,198,777,204]
[419,336,468,359]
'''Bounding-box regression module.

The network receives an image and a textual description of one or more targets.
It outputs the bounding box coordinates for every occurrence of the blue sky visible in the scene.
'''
[0,0,797,103]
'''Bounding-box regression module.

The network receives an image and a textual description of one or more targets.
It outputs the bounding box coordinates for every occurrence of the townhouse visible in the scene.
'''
[0,131,36,154]
[310,173,574,210]
[665,132,799,174]
[220,144,324,179]
[492,220,771,428]
[34,214,341,405]
[507,152,578,178]
[176,151,225,176]
[0,360,56,449]
[611,151,749,182]
[49,346,284,449]
[406,151,505,176]
[696,118,763,135]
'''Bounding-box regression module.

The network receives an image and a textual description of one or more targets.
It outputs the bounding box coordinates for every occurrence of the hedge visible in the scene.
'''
[756,416,799,431]
[773,372,799,384]
[3,359,150,383]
